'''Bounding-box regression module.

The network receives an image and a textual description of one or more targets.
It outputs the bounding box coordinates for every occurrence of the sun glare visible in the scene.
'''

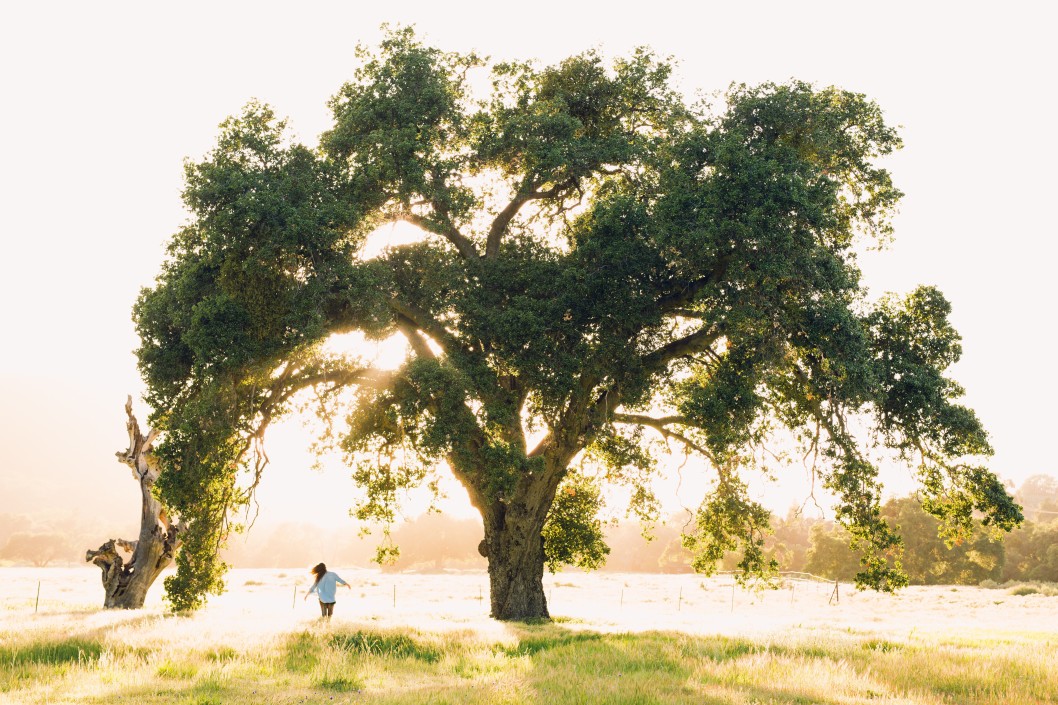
[321,331,411,371]
[359,220,430,260]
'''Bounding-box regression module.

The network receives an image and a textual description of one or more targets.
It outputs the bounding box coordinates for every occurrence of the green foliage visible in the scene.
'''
[133,27,1019,610]
[542,472,610,572]
[681,473,778,584]
[805,494,1005,585]
[0,639,104,667]
[805,523,863,582]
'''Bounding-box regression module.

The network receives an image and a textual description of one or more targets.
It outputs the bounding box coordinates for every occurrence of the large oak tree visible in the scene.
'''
[135,28,1020,618]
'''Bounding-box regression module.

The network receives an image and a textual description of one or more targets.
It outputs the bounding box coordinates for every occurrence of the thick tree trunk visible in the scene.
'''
[481,503,548,620]
[478,474,558,621]
[86,397,182,609]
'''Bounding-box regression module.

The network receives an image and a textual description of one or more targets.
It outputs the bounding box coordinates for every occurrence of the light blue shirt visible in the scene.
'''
[308,571,347,603]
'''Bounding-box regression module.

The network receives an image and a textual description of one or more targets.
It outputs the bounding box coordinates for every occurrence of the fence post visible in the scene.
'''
[292,585,297,610]
[730,583,735,613]
[393,584,396,608]
[677,586,682,612]
[620,588,624,608]
[35,581,40,614]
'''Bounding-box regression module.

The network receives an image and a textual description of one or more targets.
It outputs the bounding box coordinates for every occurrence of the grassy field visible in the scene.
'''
[2,569,1056,704]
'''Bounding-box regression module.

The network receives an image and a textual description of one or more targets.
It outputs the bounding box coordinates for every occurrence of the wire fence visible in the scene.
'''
[10,568,847,619]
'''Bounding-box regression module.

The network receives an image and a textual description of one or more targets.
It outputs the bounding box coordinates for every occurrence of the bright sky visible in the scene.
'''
[1,1,1055,533]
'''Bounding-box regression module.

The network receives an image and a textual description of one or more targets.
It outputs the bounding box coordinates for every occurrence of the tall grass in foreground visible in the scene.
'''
[1,622,1055,704]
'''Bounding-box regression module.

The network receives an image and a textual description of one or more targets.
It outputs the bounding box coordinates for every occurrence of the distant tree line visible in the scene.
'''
[0,512,135,567]
[4,475,1057,584]
[679,474,1058,585]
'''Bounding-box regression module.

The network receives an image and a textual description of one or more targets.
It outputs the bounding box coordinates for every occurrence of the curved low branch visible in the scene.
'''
[612,412,713,457]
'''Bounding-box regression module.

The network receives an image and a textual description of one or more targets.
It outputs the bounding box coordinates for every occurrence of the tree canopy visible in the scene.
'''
[135,28,1021,617]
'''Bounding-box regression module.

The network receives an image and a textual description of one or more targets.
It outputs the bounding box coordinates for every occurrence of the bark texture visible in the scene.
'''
[479,474,558,621]
[86,396,182,608]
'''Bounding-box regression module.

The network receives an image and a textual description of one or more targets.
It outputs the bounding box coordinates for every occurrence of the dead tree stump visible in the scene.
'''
[86,396,183,608]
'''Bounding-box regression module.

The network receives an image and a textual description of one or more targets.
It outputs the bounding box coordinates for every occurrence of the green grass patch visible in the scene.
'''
[682,634,767,662]
[2,616,1057,704]
[329,629,441,662]
[181,695,223,705]
[1011,585,1039,596]
[283,631,319,673]
[156,660,198,679]
[313,674,363,691]
[862,639,903,653]
[0,638,105,666]
[204,646,238,662]
[0,637,117,693]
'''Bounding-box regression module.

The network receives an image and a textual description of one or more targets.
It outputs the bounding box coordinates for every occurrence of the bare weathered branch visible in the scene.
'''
[88,397,184,608]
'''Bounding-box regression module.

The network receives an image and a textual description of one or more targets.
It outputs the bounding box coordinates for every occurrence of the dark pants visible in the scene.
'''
[319,601,335,617]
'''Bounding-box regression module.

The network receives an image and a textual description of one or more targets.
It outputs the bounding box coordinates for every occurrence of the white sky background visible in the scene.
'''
[0,1,1055,533]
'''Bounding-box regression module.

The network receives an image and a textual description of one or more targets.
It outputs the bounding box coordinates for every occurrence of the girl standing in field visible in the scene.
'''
[304,562,350,618]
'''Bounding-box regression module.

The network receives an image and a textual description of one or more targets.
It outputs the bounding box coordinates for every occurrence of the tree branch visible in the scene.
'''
[612,412,712,457]
[641,327,723,371]
[116,395,161,485]
[396,314,437,360]
[392,316,496,512]
[657,254,733,313]
[485,179,576,257]
[612,413,687,428]
[389,299,469,358]
[396,212,479,260]
[238,361,391,515]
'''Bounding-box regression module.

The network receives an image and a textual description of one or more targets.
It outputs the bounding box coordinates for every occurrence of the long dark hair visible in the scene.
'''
[310,562,327,586]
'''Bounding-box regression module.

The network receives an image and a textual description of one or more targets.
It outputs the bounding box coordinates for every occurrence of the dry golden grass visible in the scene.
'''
[1,568,1056,704]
